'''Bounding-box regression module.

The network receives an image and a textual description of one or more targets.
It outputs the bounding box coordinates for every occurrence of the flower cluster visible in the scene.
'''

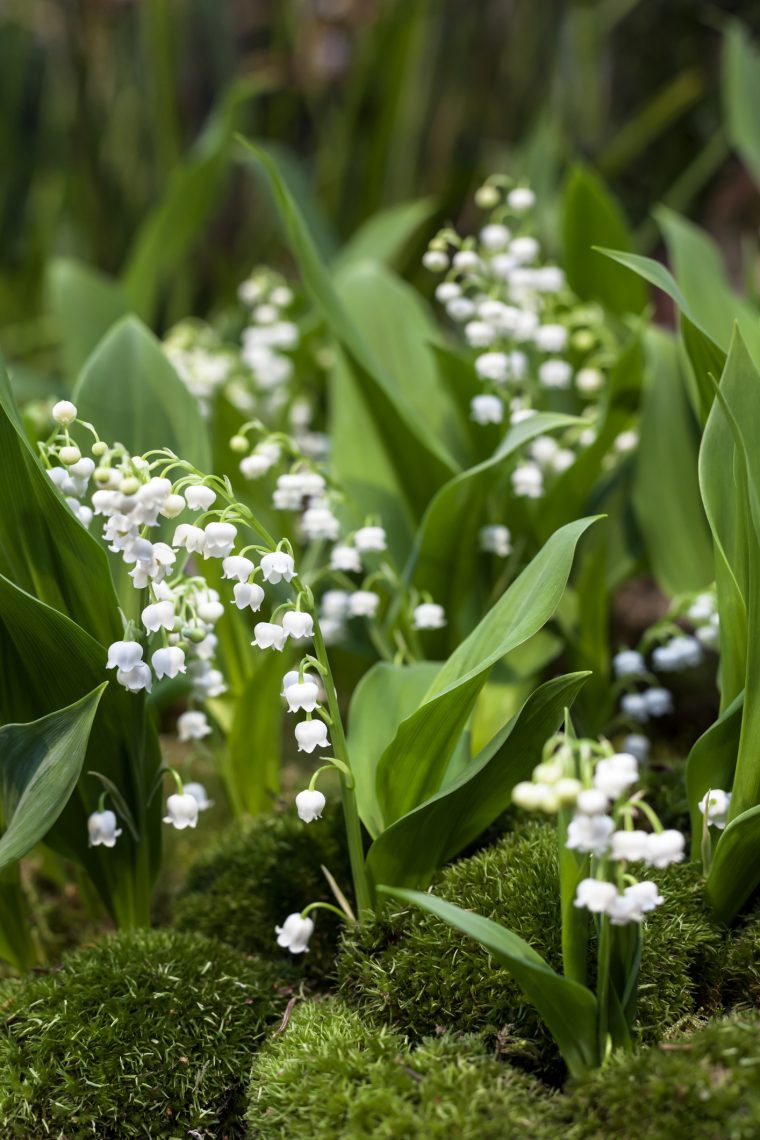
[512,733,685,925]
[423,176,628,499]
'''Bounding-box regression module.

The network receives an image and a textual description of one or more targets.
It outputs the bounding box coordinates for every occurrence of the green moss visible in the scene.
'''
[0,928,296,1139]
[339,823,724,1078]
[566,1012,760,1139]
[720,902,760,1010]
[247,997,562,1138]
[173,804,352,978]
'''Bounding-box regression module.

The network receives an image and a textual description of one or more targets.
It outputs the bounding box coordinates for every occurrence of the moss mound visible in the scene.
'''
[339,823,724,1077]
[720,902,760,1010]
[247,997,562,1138]
[0,928,295,1139]
[567,1012,760,1139]
[174,803,351,978]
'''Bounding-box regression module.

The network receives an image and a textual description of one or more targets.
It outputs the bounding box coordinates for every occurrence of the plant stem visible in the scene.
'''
[310,618,373,917]
[596,913,612,1065]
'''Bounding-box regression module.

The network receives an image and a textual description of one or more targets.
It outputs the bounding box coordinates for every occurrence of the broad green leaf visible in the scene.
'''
[239,139,459,520]
[374,516,600,826]
[655,206,760,362]
[379,886,599,1078]
[680,315,726,427]
[0,685,105,871]
[0,573,162,927]
[124,78,261,322]
[563,166,646,315]
[0,866,37,969]
[73,316,211,470]
[598,247,699,324]
[46,258,129,382]
[633,329,713,595]
[0,359,121,646]
[222,653,285,816]
[365,672,588,888]
[406,411,580,643]
[708,803,760,923]
[723,22,760,190]
[334,260,468,465]
[685,691,743,860]
[332,197,435,272]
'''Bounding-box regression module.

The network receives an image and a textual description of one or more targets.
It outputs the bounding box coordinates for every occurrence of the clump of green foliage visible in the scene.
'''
[173,803,351,978]
[720,902,760,1009]
[247,997,563,1138]
[339,823,724,1077]
[0,928,296,1139]
[566,1012,760,1139]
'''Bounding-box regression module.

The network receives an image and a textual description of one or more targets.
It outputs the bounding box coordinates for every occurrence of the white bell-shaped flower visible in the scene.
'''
[644,829,685,868]
[479,525,512,557]
[106,640,143,671]
[285,681,320,713]
[160,493,187,518]
[203,521,237,559]
[233,582,265,611]
[87,809,122,848]
[252,622,288,651]
[470,394,504,425]
[610,830,650,862]
[275,912,315,954]
[412,603,446,630]
[620,692,649,724]
[643,687,673,717]
[608,881,663,925]
[349,591,380,619]
[172,523,207,553]
[699,788,731,830]
[282,611,314,640]
[116,662,153,693]
[593,753,639,801]
[575,788,609,815]
[330,545,361,573]
[354,525,386,553]
[184,782,213,811]
[573,878,618,914]
[538,359,573,390]
[260,551,296,583]
[163,792,199,829]
[142,600,176,633]
[295,788,326,823]
[52,399,78,425]
[622,733,650,762]
[507,187,536,212]
[295,719,330,753]
[222,555,255,582]
[184,484,217,511]
[321,590,351,619]
[566,813,615,856]
[151,646,186,680]
[177,710,212,742]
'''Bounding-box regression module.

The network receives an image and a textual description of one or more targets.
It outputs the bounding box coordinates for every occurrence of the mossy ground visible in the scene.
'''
[0,928,296,1139]
[248,997,564,1138]
[173,803,351,979]
[338,822,725,1078]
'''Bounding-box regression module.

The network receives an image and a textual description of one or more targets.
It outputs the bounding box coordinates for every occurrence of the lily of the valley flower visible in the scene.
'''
[222,554,255,582]
[282,610,314,640]
[151,646,186,680]
[348,591,380,619]
[106,640,144,671]
[87,809,122,848]
[202,521,237,559]
[116,663,153,693]
[275,912,314,954]
[412,603,446,630]
[354,525,386,553]
[52,399,78,425]
[295,788,326,822]
[184,484,217,511]
[177,709,212,741]
[233,582,265,611]
[173,523,207,553]
[260,551,296,583]
[295,719,330,753]
[142,600,176,634]
[183,782,213,811]
[163,792,199,830]
[699,788,731,830]
[284,680,320,713]
[253,621,288,651]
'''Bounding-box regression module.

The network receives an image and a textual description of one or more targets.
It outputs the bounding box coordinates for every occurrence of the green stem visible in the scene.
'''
[596,913,612,1065]
[311,617,373,917]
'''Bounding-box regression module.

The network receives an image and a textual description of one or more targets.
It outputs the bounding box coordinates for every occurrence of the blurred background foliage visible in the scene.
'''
[2,0,760,362]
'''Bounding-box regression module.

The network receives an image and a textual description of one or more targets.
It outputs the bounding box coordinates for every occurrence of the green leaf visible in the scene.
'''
[633,329,713,595]
[365,672,589,888]
[348,662,443,839]
[222,652,285,816]
[0,359,121,646]
[406,412,580,642]
[680,315,726,427]
[597,246,693,320]
[123,78,262,322]
[46,259,130,382]
[0,685,105,871]
[563,166,647,315]
[374,516,600,827]
[378,886,599,1078]
[239,139,458,522]
[723,22,760,190]
[685,691,743,860]
[332,197,435,273]
[708,802,760,923]
[73,316,211,470]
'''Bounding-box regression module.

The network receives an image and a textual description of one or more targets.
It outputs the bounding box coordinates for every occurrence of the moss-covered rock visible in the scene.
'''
[173,804,352,978]
[0,928,295,1139]
[247,997,563,1138]
[339,823,724,1077]
[721,902,760,1010]
[566,1012,760,1139]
